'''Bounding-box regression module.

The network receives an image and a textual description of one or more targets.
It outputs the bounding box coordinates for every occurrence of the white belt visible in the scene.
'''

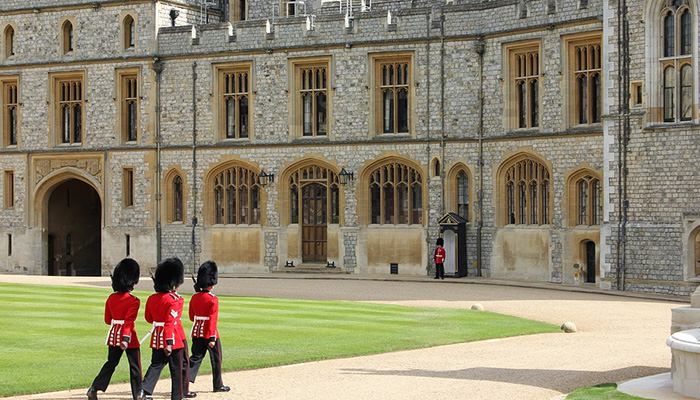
[194,316,210,321]
[139,322,165,345]
[111,319,125,325]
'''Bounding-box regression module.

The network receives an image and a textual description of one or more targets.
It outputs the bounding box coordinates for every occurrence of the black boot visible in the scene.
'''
[86,386,98,400]
[214,386,231,392]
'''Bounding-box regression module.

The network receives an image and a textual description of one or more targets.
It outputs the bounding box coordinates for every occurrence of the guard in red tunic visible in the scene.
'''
[87,258,145,400]
[188,261,230,394]
[141,258,196,400]
[434,237,446,280]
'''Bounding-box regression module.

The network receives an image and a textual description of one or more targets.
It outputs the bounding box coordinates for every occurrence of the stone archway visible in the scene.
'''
[45,179,101,276]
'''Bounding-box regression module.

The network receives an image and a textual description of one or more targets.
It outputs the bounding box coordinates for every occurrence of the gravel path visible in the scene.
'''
[0,274,683,400]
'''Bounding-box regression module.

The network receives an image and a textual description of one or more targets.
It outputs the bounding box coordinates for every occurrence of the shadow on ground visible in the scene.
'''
[340,365,669,392]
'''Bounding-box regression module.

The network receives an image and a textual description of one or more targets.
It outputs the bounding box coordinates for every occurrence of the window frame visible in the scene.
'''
[122,13,137,51]
[232,0,248,21]
[60,20,74,55]
[122,168,134,208]
[4,170,14,210]
[206,162,264,226]
[504,40,541,130]
[564,32,603,128]
[1,76,19,148]
[648,0,695,124]
[363,159,424,226]
[3,25,15,59]
[165,169,186,224]
[117,68,140,144]
[369,52,414,137]
[50,71,85,147]
[497,153,552,227]
[214,62,253,141]
[289,57,332,139]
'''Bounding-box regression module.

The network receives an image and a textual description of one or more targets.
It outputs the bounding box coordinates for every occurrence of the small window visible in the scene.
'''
[125,234,130,256]
[631,82,643,107]
[4,170,13,209]
[2,79,18,147]
[233,0,247,21]
[173,175,183,222]
[119,71,139,143]
[123,168,134,207]
[62,21,74,54]
[124,15,135,50]
[7,233,11,257]
[4,26,14,58]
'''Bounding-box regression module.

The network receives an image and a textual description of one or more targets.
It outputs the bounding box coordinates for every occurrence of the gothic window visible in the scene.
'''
[288,165,340,224]
[575,176,602,225]
[570,36,602,125]
[457,171,469,221]
[62,21,74,54]
[299,66,327,137]
[659,0,693,122]
[4,26,14,59]
[508,43,540,129]
[375,56,411,135]
[123,15,135,50]
[172,175,183,223]
[211,164,261,225]
[2,79,18,147]
[53,73,84,145]
[217,65,250,140]
[368,161,422,225]
[119,71,139,143]
[502,157,550,225]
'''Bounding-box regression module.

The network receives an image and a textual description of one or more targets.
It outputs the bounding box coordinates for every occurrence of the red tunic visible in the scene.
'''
[144,291,186,350]
[435,247,446,264]
[188,291,219,341]
[104,291,140,348]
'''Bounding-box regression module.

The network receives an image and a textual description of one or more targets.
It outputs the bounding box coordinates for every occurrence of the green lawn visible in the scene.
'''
[0,282,560,396]
[566,383,652,400]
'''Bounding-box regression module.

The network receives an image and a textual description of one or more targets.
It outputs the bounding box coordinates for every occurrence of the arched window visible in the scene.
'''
[658,0,693,122]
[123,15,135,50]
[173,175,183,222]
[210,164,261,225]
[368,161,422,225]
[62,21,73,54]
[457,171,469,221]
[576,176,601,225]
[502,157,550,225]
[4,26,14,58]
[287,165,340,225]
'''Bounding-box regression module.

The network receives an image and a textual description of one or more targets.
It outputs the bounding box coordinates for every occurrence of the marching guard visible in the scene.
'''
[87,258,145,400]
[141,258,196,400]
[188,261,230,394]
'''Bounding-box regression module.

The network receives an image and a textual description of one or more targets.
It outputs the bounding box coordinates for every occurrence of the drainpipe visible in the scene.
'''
[439,7,446,215]
[191,62,199,276]
[425,12,432,276]
[616,0,630,291]
[475,36,485,277]
[152,57,163,264]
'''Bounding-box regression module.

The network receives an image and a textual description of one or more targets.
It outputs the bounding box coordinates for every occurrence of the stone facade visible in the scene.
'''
[0,0,698,295]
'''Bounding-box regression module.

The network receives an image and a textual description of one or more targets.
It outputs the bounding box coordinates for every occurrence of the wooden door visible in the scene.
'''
[302,183,327,262]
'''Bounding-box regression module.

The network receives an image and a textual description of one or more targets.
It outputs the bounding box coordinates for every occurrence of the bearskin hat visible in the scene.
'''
[436,237,444,246]
[153,257,185,293]
[111,258,140,292]
[194,260,218,291]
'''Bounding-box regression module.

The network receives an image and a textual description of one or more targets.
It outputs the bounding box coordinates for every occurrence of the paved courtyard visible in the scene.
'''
[0,274,686,400]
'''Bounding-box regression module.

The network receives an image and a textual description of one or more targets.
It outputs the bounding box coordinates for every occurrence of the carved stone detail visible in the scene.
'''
[35,158,103,186]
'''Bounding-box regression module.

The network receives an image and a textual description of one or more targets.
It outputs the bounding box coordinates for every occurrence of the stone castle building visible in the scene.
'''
[0,0,698,295]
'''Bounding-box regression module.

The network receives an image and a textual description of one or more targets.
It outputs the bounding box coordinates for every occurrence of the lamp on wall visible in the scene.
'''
[338,167,354,185]
[258,169,275,187]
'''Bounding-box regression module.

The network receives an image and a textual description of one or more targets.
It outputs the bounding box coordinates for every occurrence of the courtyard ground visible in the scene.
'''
[0,274,686,400]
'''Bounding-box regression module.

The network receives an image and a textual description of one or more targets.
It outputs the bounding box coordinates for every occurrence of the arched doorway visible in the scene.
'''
[584,241,596,283]
[47,179,101,276]
[287,164,340,263]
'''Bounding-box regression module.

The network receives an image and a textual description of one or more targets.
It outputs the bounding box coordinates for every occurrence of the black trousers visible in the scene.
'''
[188,337,224,389]
[435,263,445,279]
[142,347,186,400]
[91,346,142,400]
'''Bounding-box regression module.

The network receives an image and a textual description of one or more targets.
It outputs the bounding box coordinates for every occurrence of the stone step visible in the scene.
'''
[272,263,345,274]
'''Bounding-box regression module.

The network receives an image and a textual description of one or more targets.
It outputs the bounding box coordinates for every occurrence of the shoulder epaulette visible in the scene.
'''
[208,292,217,298]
